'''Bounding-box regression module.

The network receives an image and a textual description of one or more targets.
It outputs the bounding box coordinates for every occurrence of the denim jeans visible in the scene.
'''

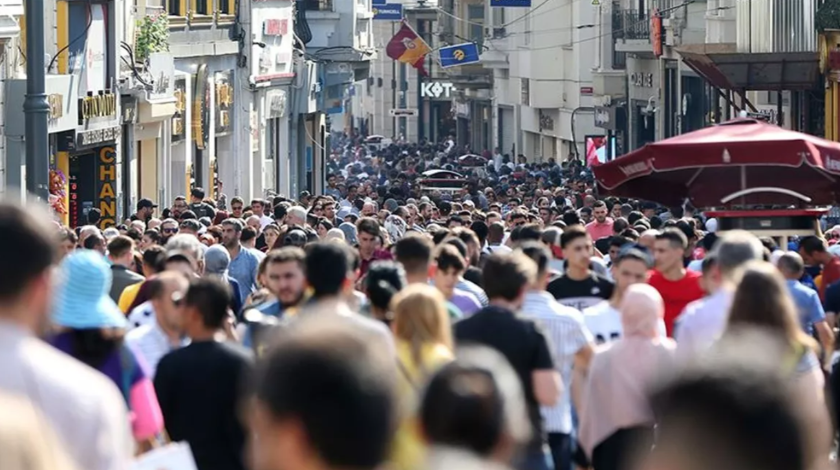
[517,444,555,470]
[548,432,573,470]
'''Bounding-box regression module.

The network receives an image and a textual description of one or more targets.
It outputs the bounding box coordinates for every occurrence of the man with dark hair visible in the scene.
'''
[649,228,704,336]
[230,196,245,219]
[799,235,840,301]
[107,235,145,301]
[0,202,132,470]
[433,244,481,317]
[519,242,594,470]
[251,198,274,228]
[258,247,307,314]
[484,221,511,255]
[249,318,397,470]
[356,217,393,277]
[548,225,614,311]
[585,201,613,241]
[222,218,260,301]
[300,243,394,353]
[644,342,810,470]
[131,198,158,223]
[455,252,561,470]
[187,188,216,220]
[583,248,666,342]
[155,278,253,470]
[394,233,434,284]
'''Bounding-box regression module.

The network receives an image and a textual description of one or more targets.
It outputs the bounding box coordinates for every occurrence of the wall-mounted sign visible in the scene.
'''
[148,53,175,101]
[539,111,555,131]
[172,77,187,142]
[580,86,594,96]
[650,8,663,58]
[77,126,121,149]
[266,89,287,118]
[48,94,63,120]
[215,70,234,135]
[373,4,403,20]
[490,0,531,6]
[630,72,654,88]
[97,146,117,229]
[420,82,455,99]
[263,19,288,36]
[121,95,137,124]
[78,91,117,124]
[193,65,209,150]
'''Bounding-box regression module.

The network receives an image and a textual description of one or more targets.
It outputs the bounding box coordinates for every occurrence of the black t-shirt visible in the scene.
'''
[548,273,614,311]
[154,341,254,470]
[454,305,554,447]
[189,202,216,220]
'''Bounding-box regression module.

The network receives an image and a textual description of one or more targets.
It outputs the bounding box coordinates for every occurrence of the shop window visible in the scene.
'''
[169,0,185,17]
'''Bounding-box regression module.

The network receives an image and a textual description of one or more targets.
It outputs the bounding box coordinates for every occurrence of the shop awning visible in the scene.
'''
[676,43,820,91]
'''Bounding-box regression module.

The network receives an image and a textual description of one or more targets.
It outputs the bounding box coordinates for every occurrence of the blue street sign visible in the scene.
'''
[490,0,531,6]
[439,42,481,68]
[372,0,386,4]
[373,3,403,20]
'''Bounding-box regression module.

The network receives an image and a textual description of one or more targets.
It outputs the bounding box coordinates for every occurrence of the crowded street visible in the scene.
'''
[4,0,840,469]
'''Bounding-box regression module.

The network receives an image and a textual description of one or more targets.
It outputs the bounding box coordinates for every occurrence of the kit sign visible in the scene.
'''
[420,82,455,99]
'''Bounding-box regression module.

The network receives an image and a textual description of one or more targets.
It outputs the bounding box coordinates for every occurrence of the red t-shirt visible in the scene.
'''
[820,256,840,301]
[648,269,705,337]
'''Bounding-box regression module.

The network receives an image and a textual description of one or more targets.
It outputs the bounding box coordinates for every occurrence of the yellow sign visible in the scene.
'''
[97,147,117,229]
[79,92,117,122]
[453,49,465,61]
[48,94,63,120]
[216,82,233,107]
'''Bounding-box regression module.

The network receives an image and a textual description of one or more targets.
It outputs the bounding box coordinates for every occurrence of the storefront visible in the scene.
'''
[420,80,457,142]
[626,57,660,151]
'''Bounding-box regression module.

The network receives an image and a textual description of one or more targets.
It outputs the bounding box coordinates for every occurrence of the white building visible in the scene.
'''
[482,0,600,161]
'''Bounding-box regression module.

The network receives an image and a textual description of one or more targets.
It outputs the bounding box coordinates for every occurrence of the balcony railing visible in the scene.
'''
[612,9,650,41]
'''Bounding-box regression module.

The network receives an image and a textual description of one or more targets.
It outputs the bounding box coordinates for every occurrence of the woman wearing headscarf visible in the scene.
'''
[578,284,676,470]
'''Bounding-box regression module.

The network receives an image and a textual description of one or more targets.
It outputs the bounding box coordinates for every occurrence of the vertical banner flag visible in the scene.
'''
[438,42,481,67]
[386,21,432,76]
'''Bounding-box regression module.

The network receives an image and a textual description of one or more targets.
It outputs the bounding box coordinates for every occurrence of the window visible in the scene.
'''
[468,5,484,49]
[193,0,210,15]
[303,0,332,11]
[169,0,185,16]
[219,0,234,15]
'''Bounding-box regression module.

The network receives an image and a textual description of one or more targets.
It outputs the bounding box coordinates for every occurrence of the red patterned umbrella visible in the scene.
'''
[593,119,840,207]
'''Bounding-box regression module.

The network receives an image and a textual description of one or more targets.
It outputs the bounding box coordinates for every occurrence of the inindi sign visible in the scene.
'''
[78,91,117,124]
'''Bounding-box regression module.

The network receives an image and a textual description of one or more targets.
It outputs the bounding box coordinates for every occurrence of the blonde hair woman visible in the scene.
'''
[389,284,454,470]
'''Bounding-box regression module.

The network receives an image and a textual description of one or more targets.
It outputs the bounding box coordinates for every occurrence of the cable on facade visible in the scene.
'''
[47,2,93,73]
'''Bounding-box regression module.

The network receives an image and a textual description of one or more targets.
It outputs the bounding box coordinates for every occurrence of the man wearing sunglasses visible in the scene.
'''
[160,219,180,244]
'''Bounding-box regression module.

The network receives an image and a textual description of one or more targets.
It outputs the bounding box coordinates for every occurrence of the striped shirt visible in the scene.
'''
[125,319,189,379]
[456,278,489,306]
[521,290,593,433]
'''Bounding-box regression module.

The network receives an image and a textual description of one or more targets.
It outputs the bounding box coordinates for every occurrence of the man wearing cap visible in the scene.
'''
[132,198,158,223]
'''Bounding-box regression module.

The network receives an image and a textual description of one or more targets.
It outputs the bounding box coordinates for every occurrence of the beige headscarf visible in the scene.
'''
[578,284,676,458]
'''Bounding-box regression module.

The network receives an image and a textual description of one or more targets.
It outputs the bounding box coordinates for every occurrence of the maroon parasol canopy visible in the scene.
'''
[593,119,840,207]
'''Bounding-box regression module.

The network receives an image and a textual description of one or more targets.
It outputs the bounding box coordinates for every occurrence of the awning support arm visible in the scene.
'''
[720,187,813,204]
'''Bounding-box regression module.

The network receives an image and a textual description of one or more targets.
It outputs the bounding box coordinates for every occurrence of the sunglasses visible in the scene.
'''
[232,205,243,211]
[163,228,179,234]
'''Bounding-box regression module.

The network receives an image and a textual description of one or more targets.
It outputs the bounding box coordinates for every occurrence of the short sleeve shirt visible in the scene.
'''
[455,306,554,447]
[547,273,614,311]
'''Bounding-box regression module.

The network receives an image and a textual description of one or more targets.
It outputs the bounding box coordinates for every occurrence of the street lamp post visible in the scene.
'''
[23,0,50,201]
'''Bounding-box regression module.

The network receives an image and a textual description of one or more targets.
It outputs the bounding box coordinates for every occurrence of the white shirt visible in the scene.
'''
[0,320,133,470]
[483,243,512,255]
[125,319,189,379]
[259,214,274,229]
[674,289,734,359]
[521,291,593,433]
[582,301,667,345]
[128,300,156,330]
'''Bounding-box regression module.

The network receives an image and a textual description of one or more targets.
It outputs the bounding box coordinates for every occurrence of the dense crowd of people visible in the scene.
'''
[2,143,840,470]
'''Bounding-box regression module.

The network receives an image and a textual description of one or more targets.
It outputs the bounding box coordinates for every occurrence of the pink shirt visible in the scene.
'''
[586,219,614,241]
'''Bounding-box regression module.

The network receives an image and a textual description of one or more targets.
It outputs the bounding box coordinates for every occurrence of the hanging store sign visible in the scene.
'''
[193,65,209,150]
[490,0,531,6]
[650,8,663,58]
[420,82,455,99]
[215,70,234,136]
[266,89,287,118]
[172,76,187,142]
[630,72,654,88]
[76,126,121,149]
[78,91,117,124]
[263,19,288,36]
[97,146,117,229]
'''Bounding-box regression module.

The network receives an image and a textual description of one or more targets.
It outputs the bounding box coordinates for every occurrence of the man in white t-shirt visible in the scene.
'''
[583,247,667,343]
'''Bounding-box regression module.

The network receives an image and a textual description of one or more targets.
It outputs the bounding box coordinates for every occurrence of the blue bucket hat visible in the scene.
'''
[52,250,127,330]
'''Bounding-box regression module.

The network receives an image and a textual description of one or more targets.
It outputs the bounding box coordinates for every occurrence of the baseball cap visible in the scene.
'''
[137,198,158,211]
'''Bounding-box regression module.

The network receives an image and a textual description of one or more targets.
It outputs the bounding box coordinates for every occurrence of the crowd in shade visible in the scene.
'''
[1,140,840,470]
